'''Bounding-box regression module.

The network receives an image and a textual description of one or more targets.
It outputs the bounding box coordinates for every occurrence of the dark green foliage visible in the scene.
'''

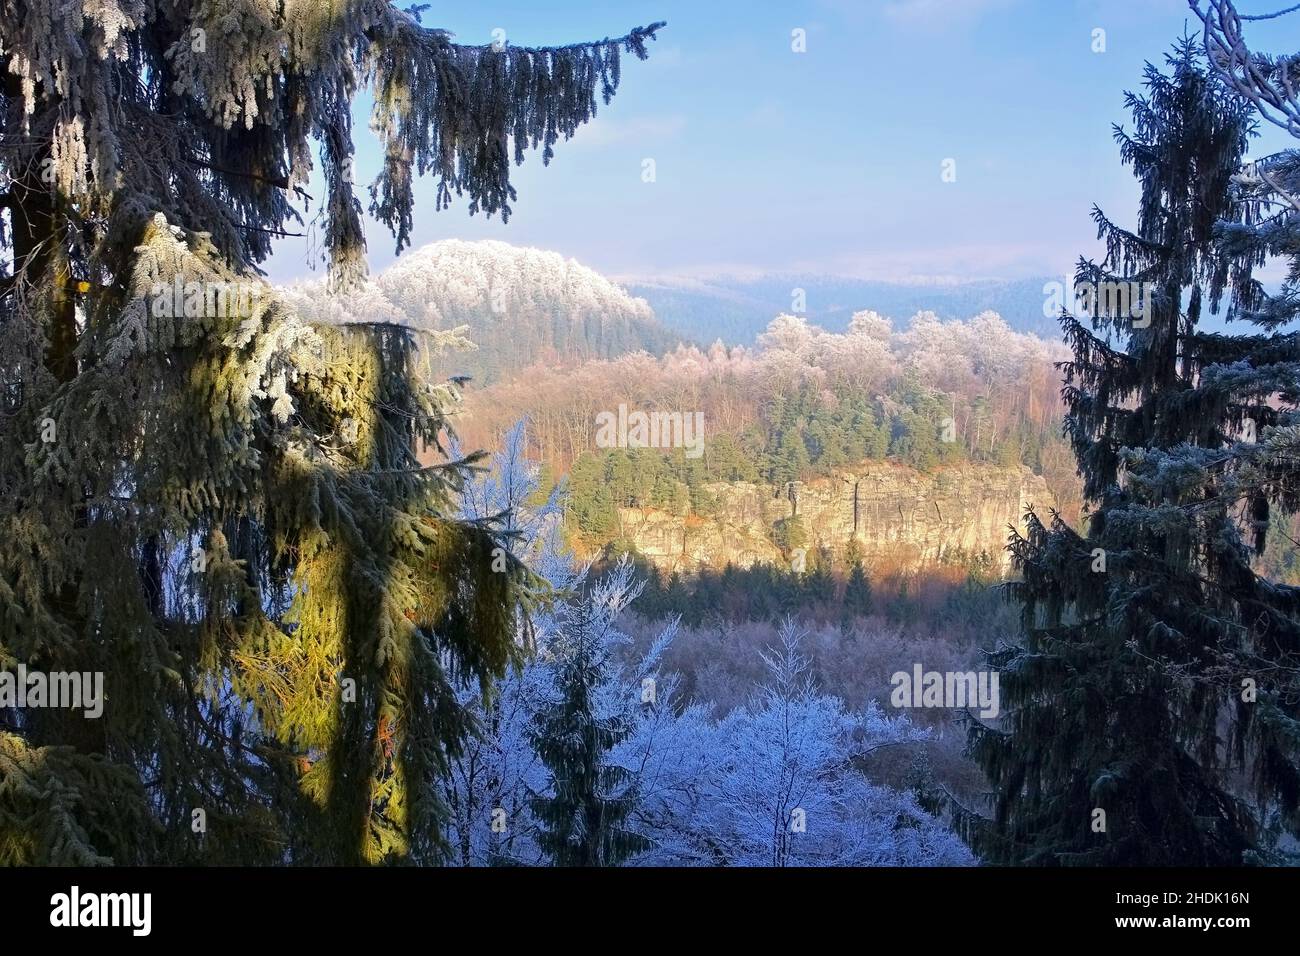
[620,554,1004,632]
[561,378,1051,542]
[567,452,621,537]
[0,4,662,865]
[772,516,809,555]
[843,560,874,619]
[769,427,812,486]
[889,371,956,470]
[529,606,650,867]
[803,547,836,604]
[971,42,1300,865]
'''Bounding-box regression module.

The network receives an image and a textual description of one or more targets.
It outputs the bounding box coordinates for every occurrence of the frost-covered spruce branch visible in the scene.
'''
[1191,0,1300,136]
[976,40,1300,866]
[0,3,662,865]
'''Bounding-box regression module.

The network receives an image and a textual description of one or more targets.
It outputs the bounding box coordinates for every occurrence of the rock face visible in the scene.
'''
[608,462,1052,573]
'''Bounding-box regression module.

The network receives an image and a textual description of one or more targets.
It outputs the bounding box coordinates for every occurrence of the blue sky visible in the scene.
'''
[265,0,1297,286]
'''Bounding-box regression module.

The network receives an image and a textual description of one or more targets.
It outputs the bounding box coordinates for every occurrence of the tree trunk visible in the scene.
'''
[5,74,77,383]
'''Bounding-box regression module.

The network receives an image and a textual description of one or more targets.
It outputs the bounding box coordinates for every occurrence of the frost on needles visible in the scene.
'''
[0,1,661,865]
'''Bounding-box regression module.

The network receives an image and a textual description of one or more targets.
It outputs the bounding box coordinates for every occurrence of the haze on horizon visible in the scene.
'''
[264,0,1295,289]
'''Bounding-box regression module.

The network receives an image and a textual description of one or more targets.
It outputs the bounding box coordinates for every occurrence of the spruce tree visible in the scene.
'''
[1191,0,1300,857]
[529,565,650,867]
[803,546,835,605]
[0,2,662,865]
[972,40,1300,865]
[843,559,873,620]
[770,427,811,486]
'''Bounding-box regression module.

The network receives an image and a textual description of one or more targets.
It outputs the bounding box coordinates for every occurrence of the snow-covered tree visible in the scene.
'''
[440,554,680,867]
[442,426,676,866]
[457,304,1068,480]
[443,431,973,867]
[625,619,975,867]
[528,560,655,866]
[1190,0,1300,858]
[974,41,1300,865]
[1192,0,1300,139]
[0,2,662,864]
[758,312,818,358]
[437,423,563,866]
[847,309,893,341]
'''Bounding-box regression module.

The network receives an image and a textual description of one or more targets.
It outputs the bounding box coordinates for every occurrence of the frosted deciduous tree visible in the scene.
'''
[1192,0,1300,139]
[757,312,818,358]
[458,308,1066,476]
[0,2,662,864]
[1194,0,1300,323]
[625,619,975,867]
[442,430,973,867]
[437,423,563,866]
[442,427,678,866]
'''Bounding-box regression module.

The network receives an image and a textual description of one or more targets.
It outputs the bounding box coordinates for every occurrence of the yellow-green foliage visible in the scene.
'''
[0,2,659,865]
[2,215,542,864]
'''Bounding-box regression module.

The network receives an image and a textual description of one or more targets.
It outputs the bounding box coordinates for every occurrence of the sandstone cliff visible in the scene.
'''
[604,462,1052,573]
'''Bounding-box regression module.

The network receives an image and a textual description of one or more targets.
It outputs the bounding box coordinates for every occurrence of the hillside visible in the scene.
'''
[459,309,1081,521]
[283,240,681,384]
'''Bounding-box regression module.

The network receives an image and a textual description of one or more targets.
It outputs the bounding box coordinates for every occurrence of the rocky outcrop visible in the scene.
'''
[607,462,1052,573]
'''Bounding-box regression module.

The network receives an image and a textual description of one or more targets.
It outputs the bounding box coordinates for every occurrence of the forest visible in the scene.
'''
[461,310,1085,543]
[1,0,1300,890]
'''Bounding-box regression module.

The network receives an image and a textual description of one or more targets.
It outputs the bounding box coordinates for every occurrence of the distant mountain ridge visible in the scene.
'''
[622,274,1062,345]
[281,241,1071,383]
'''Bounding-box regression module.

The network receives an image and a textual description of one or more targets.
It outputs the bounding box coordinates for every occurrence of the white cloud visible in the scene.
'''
[617,238,1080,284]
[802,240,1076,281]
[569,114,687,148]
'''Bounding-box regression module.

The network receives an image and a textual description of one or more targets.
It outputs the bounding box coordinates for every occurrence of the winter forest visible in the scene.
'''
[2,0,1300,882]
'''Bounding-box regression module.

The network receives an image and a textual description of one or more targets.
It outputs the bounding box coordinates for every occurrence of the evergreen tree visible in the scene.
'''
[663,571,690,615]
[708,433,759,482]
[0,3,661,864]
[972,41,1300,865]
[843,560,874,619]
[772,516,809,556]
[447,438,679,866]
[529,563,652,866]
[769,427,811,486]
[889,577,913,621]
[567,453,619,538]
[1191,0,1300,857]
[803,546,836,605]
[638,564,667,619]
[864,411,892,460]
